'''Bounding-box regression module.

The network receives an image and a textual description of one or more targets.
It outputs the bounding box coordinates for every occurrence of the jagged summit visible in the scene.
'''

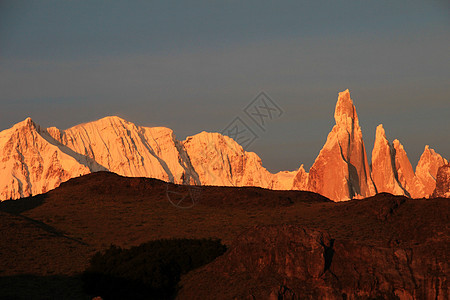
[12,117,38,130]
[0,91,447,201]
[375,124,386,139]
[392,139,402,149]
[370,127,449,199]
[308,89,375,201]
[0,117,95,199]
[371,124,405,196]
[0,116,295,199]
[416,145,448,196]
[22,116,34,124]
[334,89,358,128]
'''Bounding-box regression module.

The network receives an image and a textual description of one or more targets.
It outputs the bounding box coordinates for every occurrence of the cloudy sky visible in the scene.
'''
[1,1,449,172]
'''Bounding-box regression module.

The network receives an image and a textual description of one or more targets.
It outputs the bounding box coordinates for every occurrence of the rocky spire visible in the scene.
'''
[415,145,448,197]
[371,125,405,195]
[308,89,375,201]
[334,89,358,130]
[391,139,424,198]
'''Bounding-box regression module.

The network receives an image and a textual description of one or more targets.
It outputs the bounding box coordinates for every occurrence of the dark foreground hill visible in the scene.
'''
[0,171,448,299]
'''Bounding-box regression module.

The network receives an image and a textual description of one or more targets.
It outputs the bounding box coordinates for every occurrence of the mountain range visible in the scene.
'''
[1,89,447,201]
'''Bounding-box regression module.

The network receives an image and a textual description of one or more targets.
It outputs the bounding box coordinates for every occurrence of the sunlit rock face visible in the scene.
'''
[1,90,447,201]
[308,89,376,201]
[391,140,425,198]
[291,164,309,191]
[182,132,295,189]
[48,116,200,185]
[270,170,298,190]
[368,127,448,199]
[0,117,297,200]
[432,163,450,198]
[0,118,103,199]
[53,118,296,190]
[416,146,448,197]
[371,125,405,195]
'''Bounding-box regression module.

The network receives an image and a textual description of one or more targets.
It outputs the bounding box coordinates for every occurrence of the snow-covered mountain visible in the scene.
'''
[1,116,296,199]
[47,116,200,185]
[0,118,105,200]
[0,90,447,201]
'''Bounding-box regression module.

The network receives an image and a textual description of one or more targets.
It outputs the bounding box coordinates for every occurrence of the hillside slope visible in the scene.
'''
[0,172,448,299]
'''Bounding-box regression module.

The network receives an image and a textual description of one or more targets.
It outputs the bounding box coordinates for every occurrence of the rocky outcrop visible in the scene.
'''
[432,163,450,198]
[291,164,309,190]
[308,89,375,201]
[177,225,449,299]
[416,146,448,197]
[371,125,405,195]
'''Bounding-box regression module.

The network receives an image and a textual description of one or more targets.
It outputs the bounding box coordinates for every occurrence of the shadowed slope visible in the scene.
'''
[0,172,448,299]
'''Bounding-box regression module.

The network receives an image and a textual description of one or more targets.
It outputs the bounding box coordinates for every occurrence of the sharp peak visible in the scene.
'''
[14,117,39,130]
[338,88,351,97]
[423,145,432,152]
[21,117,34,124]
[418,145,448,165]
[334,88,357,125]
[375,124,386,135]
[422,145,436,155]
[336,89,354,108]
[374,124,388,143]
[393,139,402,147]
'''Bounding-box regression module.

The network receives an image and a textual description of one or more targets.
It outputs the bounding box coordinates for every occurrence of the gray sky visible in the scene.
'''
[1,1,449,172]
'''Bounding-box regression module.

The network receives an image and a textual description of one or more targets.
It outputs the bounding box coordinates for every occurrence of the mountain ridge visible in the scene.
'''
[1,90,447,201]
